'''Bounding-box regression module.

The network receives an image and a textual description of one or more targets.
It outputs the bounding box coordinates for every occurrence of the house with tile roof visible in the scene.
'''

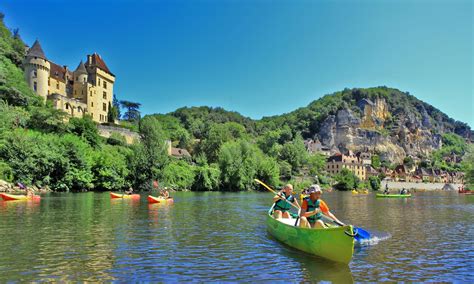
[23,40,115,124]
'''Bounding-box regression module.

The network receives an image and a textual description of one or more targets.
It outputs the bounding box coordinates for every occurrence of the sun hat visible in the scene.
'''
[307,184,322,194]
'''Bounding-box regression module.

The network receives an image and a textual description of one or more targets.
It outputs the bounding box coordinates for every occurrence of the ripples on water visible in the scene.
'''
[0,191,472,282]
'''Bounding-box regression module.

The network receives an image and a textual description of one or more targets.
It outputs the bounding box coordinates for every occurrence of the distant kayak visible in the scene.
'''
[110,192,140,199]
[352,190,368,195]
[0,193,41,201]
[376,193,411,198]
[147,195,174,204]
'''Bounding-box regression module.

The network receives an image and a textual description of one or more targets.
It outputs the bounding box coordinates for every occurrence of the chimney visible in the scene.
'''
[87,55,92,65]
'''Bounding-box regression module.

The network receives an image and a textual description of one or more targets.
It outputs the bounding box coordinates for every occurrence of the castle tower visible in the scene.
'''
[23,40,50,101]
[73,61,88,100]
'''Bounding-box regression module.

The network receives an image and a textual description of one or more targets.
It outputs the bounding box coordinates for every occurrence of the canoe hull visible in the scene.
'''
[266,212,354,264]
[0,193,41,201]
[147,195,174,204]
[110,192,140,199]
[376,193,411,198]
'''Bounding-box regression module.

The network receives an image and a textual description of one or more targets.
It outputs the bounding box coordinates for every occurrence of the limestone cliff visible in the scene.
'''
[271,87,472,164]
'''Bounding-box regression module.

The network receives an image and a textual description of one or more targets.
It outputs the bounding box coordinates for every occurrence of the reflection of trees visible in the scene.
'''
[0,192,117,281]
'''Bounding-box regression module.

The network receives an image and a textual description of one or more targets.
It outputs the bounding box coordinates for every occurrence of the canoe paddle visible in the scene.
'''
[254,179,371,241]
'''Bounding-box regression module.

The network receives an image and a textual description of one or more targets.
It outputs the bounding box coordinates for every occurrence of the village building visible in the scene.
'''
[326,152,366,180]
[23,40,115,124]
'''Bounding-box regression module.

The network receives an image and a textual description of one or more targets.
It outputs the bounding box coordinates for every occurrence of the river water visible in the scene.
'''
[0,191,472,282]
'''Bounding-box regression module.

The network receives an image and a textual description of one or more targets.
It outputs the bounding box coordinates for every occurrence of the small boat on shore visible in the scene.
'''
[147,195,174,204]
[266,208,355,264]
[0,193,41,201]
[376,193,411,198]
[110,192,140,199]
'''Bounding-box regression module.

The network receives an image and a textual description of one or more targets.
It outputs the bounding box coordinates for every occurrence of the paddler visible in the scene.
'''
[272,184,299,219]
[299,184,343,228]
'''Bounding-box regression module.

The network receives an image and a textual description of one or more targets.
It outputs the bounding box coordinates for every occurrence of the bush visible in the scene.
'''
[161,159,195,190]
[92,145,131,191]
[368,176,381,191]
[333,168,359,191]
[0,160,13,182]
[192,163,221,191]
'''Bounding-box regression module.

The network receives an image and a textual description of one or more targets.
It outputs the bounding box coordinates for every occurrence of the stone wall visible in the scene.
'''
[97,125,139,144]
[381,180,463,191]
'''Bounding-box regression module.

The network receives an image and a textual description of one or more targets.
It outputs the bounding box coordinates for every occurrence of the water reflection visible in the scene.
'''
[0,191,472,282]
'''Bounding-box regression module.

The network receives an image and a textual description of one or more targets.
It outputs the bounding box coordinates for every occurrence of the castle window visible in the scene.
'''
[66,104,69,110]
[103,81,107,89]
[56,82,59,89]
[103,103,107,111]
[33,82,37,92]
[91,102,94,107]
[33,70,37,77]
[98,78,101,85]
[90,91,93,97]
[48,78,50,86]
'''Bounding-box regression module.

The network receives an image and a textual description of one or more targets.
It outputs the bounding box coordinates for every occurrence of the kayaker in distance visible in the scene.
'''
[299,185,343,228]
[273,184,299,219]
[384,184,390,195]
[125,187,134,195]
[161,189,170,199]
[400,188,407,195]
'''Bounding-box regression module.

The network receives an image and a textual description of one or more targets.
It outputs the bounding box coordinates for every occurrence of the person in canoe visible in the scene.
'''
[273,184,299,219]
[125,187,134,195]
[161,189,170,199]
[299,185,343,228]
[400,188,407,195]
[383,184,390,195]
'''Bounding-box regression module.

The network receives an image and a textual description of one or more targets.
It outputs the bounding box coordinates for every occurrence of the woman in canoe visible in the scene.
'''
[299,185,343,228]
[273,184,299,219]
[161,189,170,199]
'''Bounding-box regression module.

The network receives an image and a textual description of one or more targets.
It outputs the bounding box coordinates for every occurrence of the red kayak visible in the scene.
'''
[0,193,41,201]
[110,192,140,199]
[147,195,174,204]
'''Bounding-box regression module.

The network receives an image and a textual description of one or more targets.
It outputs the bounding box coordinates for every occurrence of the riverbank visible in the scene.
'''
[0,180,50,193]
[381,181,463,191]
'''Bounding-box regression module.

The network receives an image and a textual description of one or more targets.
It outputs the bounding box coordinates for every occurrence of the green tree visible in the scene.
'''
[120,100,141,122]
[368,176,381,191]
[333,168,359,191]
[192,163,221,191]
[371,155,381,169]
[68,115,101,147]
[161,159,195,190]
[92,145,131,191]
[279,135,308,173]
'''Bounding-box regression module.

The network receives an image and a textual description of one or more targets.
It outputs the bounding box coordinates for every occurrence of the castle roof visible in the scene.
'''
[50,62,66,82]
[88,53,114,76]
[74,61,87,75]
[26,40,47,59]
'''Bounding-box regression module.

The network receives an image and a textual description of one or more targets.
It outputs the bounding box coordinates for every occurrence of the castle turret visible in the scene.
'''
[74,61,88,83]
[23,40,50,101]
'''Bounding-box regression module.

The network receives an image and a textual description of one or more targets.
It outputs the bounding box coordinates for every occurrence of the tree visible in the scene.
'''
[120,100,141,122]
[218,140,279,191]
[107,102,119,123]
[279,135,308,173]
[161,159,195,190]
[371,155,381,169]
[68,115,101,148]
[333,168,359,191]
[368,176,381,191]
[113,94,121,119]
[199,122,247,163]
[192,163,221,191]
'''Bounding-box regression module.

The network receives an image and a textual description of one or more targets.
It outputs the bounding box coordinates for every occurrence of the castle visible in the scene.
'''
[23,40,115,123]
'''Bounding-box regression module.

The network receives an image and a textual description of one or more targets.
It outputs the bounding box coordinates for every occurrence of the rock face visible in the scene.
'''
[315,97,445,164]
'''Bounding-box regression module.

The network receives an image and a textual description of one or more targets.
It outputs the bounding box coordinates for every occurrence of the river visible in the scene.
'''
[0,191,472,282]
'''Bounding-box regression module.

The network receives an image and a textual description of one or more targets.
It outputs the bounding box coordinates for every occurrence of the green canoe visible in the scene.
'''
[266,209,355,264]
[376,193,412,198]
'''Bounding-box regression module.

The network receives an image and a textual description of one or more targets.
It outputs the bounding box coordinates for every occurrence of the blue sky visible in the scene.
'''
[1,0,472,126]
